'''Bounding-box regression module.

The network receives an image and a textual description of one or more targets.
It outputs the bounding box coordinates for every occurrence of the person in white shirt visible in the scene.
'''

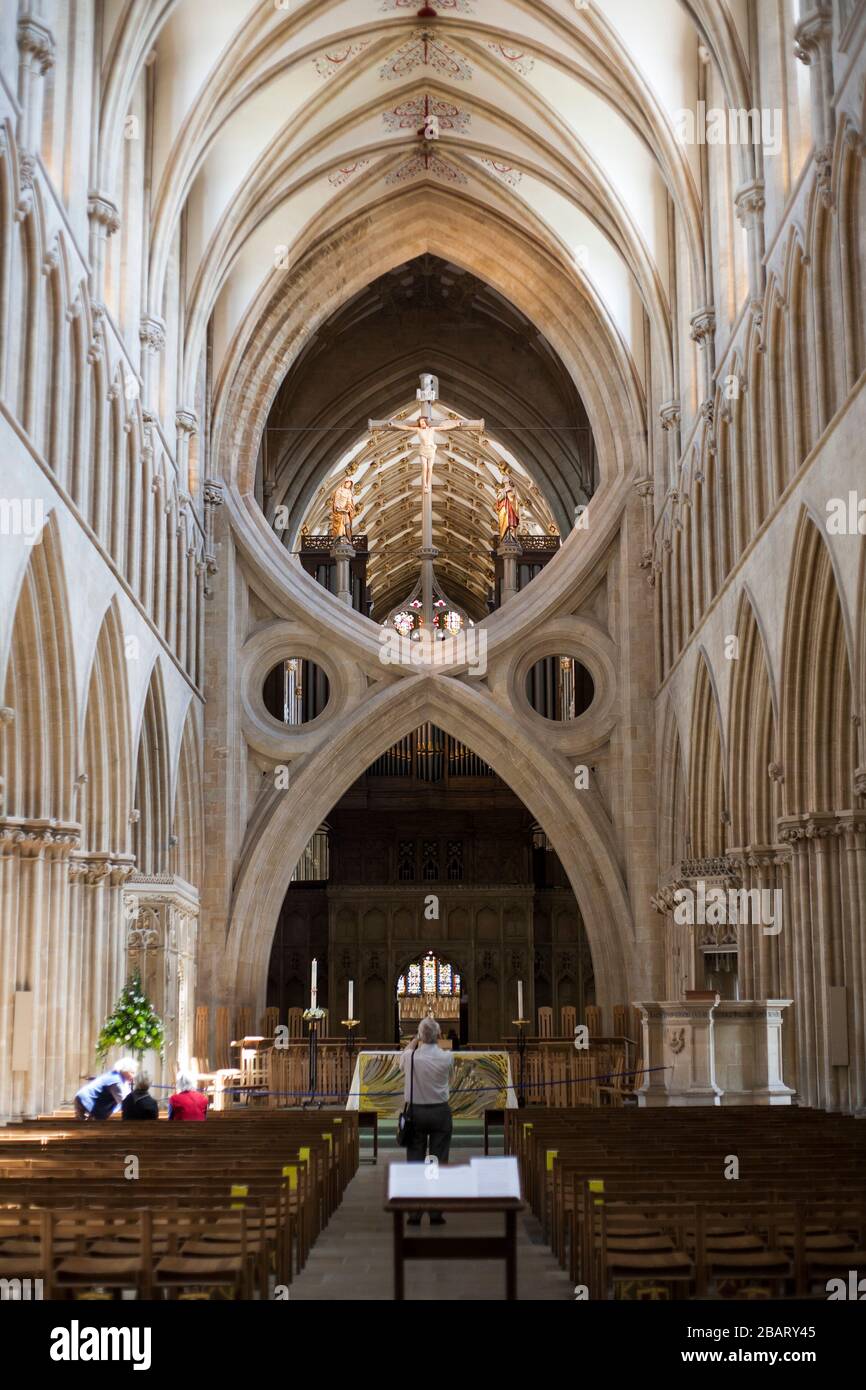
[398,1016,455,1226]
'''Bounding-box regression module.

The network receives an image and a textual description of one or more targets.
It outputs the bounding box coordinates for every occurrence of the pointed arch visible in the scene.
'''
[132,660,171,875]
[225,675,633,1019]
[658,698,688,872]
[781,511,857,813]
[688,653,726,858]
[80,599,132,855]
[1,513,77,823]
[171,702,204,889]
[728,591,778,848]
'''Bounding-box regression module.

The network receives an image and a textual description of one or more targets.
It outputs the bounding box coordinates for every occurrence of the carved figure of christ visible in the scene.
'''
[367,413,485,492]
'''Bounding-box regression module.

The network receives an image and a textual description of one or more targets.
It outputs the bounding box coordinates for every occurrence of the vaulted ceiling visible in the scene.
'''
[107,0,747,406]
[98,0,754,598]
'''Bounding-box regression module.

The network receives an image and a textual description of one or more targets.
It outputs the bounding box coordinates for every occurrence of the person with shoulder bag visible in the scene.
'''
[397,1017,454,1226]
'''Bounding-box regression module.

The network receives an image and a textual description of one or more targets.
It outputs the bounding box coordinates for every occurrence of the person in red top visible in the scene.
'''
[167,1071,209,1120]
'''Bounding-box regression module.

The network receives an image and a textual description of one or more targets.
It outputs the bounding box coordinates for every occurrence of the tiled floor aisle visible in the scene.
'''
[290,1149,574,1301]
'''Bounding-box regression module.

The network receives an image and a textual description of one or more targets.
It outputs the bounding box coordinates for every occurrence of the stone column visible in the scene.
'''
[734,180,767,320]
[330,536,355,606]
[794,6,836,207]
[203,479,224,598]
[0,819,82,1120]
[86,193,121,306]
[67,852,136,1089]
[139,316,166,413]
[497,534,521,606]
[658,401,681,489]
[777,812,865,1113]
[124,874,200,1086]
[690,308,717,409]
[175,408,198,494]
[16,15,54,153]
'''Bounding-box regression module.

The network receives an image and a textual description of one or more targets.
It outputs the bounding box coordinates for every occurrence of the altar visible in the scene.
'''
[346,1050,517,1115]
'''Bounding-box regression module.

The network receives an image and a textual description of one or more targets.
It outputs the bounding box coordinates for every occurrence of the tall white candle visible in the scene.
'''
[348,979,354,1020]
[517,979,524,1020]
[311,958,317,1010]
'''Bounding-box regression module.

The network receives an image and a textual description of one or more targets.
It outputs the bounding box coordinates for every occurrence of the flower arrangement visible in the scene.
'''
[95,974,165,1063]
[302,1007,325,1022]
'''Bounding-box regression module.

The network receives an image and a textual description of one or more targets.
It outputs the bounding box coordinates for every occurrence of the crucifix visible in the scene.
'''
[369,374,485,628]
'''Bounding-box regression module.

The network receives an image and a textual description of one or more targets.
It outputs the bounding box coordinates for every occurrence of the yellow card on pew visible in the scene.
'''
[322,1132,333,1150]
[523,1122,533,1135]
[589,1178,605,1206]
[230,1183,248,1210]
[282,1165,298,1192]
[298,1146,311,1164]
[546,1149,558,1170]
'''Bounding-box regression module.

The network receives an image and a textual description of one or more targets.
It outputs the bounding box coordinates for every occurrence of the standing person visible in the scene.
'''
[74,1059,137,1120]
[167,1072,209,1120]
[121,1071,159,1120]
[398,1017,454,1226]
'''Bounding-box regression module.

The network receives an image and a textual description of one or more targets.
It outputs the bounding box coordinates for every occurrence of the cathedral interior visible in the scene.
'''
[1,0,866,1317]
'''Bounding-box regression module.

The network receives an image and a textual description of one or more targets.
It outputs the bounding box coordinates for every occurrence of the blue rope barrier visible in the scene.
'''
[145,1063,669,1102]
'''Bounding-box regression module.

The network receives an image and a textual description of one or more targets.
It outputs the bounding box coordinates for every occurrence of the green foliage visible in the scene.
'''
[95,974,164,1062]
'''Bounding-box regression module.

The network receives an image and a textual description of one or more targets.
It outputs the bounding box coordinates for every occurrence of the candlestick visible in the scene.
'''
[310,957,317,1010]
[348,979,354,1020]
[517,979,524,1020]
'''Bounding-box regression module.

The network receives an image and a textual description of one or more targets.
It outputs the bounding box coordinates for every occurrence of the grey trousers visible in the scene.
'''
[406,1102,452,1165]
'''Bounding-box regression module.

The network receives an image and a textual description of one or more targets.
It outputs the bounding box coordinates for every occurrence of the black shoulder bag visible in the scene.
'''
[396,1045,417,1148]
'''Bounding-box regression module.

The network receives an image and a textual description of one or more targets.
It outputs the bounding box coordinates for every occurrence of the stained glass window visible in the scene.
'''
[407,963,421,995]
[423,955,436,993]
[454,973,461,996]
[438,962,452,994]
[397,975,406,996]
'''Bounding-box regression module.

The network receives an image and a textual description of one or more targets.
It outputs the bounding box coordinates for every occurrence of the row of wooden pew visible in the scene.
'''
[0,1108,358,1299]
[506,1107,866,1299]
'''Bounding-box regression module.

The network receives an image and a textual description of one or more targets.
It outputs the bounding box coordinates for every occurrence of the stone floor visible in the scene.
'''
[289,1146,574,1301]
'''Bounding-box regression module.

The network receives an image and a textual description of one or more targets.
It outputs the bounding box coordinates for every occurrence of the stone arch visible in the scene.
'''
[132,660,172,876]
[224,675,633,1021]
[213,186,644,505]
[688,652,727,859]
[781,511,857,814]
[658,698,687,873]
[728,591,778,848]
[170,702,203,890]
[80,598,132,856]
[1,512,77,824]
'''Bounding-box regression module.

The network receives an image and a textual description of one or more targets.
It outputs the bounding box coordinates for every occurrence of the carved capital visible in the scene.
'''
[17,16,55,72]
[15,152,37,222]
[203,480,224,509]
[734,179,766,228]
[87,190,121,236]
[659,401,681,432]
[175,408,197,436]
[139,315,166,354]
[793,8,833,64]
[690,307,716,346]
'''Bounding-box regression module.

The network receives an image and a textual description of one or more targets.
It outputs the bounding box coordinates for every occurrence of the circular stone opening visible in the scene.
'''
[263,658,330,725]
[525,656,594,722]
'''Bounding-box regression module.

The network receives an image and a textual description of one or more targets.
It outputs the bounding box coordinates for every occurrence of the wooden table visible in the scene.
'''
[385,1196,525,1300]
